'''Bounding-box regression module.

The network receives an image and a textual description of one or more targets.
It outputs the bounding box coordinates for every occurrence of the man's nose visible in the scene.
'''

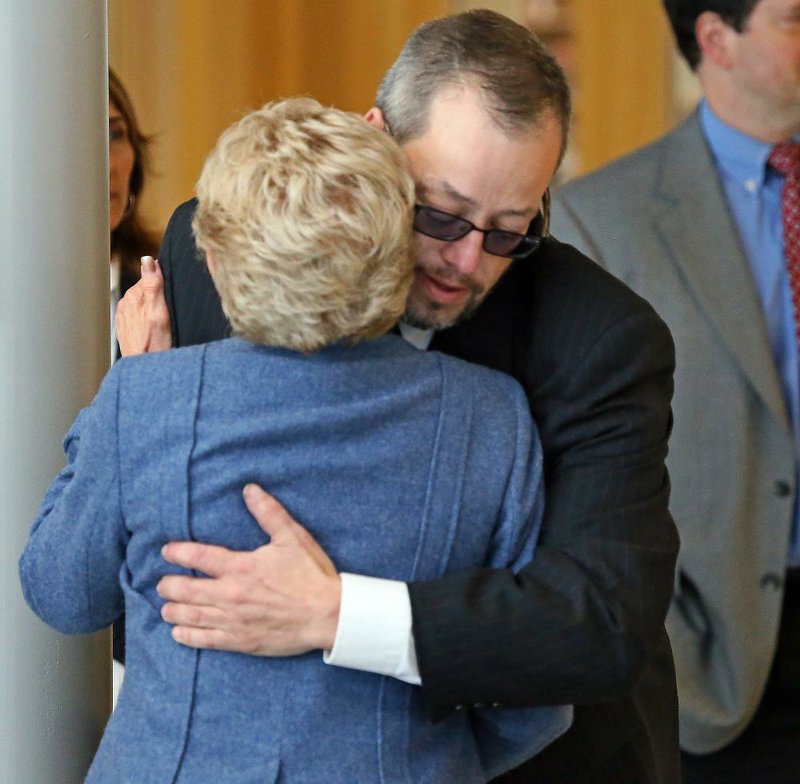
[441,229,484,277]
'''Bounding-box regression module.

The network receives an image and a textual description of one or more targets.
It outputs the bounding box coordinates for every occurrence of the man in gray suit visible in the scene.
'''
[550,0,800,780]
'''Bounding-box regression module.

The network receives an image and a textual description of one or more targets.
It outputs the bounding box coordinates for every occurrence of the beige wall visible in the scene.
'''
[571,0,681,175]
[109,0,447,234]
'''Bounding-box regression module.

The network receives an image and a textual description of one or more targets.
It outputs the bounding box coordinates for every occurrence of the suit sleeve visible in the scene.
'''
[158,199,230,348]
[409,281,677,714]
[158,200,184,347]
[19,366,127,634]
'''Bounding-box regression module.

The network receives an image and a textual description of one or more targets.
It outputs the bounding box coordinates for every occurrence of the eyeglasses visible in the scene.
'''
[412,189,549,260]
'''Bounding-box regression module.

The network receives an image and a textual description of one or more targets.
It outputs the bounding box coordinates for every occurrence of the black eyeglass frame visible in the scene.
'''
[412,188,550,260]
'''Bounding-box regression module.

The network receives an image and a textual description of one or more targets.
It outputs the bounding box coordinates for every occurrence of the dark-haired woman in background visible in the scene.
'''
[108,68,160,361]
[108,69,160,672]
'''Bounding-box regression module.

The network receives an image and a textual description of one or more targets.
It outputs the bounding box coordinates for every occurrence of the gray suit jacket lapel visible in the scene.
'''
[653,112,789,431]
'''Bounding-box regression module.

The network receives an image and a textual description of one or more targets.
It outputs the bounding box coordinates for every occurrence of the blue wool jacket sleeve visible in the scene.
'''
[470,381,572,778]
[19,365,127,634]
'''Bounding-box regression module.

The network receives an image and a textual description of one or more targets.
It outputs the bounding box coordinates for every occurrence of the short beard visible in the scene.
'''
[402,292,483,332]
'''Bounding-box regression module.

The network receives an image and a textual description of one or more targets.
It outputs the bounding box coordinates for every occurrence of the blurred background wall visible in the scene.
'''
[109,0,700,235]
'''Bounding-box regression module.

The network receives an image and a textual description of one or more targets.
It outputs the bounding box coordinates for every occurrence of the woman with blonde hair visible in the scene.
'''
[20,98,569,783]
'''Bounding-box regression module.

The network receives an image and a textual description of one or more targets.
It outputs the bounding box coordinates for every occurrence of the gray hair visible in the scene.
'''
[375,9,571,156]
[193,98,415,353]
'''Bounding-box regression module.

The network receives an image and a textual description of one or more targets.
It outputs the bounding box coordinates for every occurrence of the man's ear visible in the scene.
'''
[695,10,737,69]
[364,107,385,131]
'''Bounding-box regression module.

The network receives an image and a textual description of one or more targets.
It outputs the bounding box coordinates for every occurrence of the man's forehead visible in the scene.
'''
[401,92,559,219]
[413,171,541,219]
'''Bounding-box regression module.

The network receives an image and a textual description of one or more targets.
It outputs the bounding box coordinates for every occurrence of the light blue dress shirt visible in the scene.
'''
[700,101,800,565]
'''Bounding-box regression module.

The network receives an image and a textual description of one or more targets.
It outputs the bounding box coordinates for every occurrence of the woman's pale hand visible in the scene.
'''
[116,256,173,356]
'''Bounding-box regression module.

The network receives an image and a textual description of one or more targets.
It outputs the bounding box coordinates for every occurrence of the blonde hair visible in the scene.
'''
[192,98,415,352]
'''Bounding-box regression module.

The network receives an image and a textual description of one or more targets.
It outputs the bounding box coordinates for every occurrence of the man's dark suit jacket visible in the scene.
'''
[157,199,680,784]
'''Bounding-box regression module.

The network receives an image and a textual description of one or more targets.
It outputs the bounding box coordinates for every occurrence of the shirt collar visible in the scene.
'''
[397,319,434,350]
[699,100,774,192]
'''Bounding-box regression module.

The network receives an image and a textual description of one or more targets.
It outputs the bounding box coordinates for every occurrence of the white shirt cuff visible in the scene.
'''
[323,573,421,685]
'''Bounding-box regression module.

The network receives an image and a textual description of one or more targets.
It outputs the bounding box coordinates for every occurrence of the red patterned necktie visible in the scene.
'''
[769,142,800,344]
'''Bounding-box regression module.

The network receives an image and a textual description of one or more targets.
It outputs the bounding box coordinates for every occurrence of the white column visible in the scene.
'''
[0,2,111,781]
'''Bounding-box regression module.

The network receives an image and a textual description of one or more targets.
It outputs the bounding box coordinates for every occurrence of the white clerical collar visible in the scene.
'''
[397,319,434,350]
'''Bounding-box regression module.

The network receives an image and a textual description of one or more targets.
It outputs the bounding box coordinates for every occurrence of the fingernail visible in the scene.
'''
[243,484,255,499]
[141,255,155,273]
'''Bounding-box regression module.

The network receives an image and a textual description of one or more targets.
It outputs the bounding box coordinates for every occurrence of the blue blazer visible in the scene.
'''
[20,335,570,783]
